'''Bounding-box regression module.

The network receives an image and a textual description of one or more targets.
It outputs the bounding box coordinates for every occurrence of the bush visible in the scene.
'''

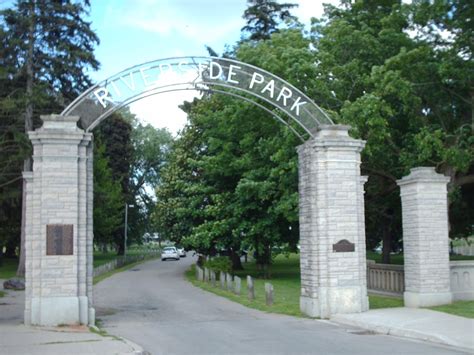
[204,256,232,273]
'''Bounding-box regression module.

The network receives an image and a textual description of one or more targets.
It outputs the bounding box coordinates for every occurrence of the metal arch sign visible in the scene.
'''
[61,56,333,138]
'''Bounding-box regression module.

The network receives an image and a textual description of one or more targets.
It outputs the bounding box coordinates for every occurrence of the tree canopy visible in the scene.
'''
[242,0,298,41]
[0,0,99,269]
[154,0,473,270]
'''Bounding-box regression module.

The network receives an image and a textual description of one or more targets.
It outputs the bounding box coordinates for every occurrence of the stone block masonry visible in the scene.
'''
[24,115,94,326]
[298,125,368,318]
[397,167,452,307]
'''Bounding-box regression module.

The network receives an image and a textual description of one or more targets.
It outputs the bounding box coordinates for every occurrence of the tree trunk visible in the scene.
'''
[230,249,243,271]
[117,242,125,256]
[381,219,392,264]
[4,243,16,258]
[263,245,272,278]
[17,1,35,278]
[197,254,206,267]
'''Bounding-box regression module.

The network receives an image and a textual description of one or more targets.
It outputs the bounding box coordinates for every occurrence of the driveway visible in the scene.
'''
[94,256,467,355]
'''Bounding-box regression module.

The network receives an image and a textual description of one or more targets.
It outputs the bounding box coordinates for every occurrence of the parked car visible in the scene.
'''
[161,246,180,261]
[177,247,186,257]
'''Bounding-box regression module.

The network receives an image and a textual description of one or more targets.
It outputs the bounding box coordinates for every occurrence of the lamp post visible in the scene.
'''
[124,203,134,257]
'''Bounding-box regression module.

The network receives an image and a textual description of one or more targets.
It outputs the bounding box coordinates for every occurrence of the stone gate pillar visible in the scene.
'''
[298,125,368,318]
[397,167,452,307]
[24,114,95,326]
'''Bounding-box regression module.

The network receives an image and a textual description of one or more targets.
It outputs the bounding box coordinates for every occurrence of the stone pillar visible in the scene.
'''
[24,114,94,326]
[298,125,368,318]
[397,167,452,307]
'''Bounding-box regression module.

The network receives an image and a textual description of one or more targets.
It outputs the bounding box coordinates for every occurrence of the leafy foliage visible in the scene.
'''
[0,0,99,261]
[242,0,298,41]
[93,142,123,249]
[155,0,473,269]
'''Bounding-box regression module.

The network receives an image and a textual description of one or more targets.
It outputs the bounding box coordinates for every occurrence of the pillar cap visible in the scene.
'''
[40,114,80,131]
[397,167,450,186]
[316,124,352,138]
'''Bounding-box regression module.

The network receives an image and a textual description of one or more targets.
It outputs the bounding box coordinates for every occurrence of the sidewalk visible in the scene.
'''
[0,282,147,355]
[331,307,474,352]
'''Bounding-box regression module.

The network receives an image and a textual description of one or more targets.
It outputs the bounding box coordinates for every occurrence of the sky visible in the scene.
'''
[85,0,340,134]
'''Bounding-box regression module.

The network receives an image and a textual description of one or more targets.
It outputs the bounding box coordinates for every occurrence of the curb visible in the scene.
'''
[330,316,472,353]
[89,325,150,355]
[117,335,151,355]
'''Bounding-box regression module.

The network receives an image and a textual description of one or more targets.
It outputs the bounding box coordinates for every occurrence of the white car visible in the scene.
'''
[161,246,180,261]
[177,247,186,257]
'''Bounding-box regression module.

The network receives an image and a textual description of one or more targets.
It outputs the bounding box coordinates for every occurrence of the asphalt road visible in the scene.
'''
[94,256,467,355]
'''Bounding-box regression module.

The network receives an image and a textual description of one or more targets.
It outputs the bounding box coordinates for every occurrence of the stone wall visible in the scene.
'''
[450,261,474,301]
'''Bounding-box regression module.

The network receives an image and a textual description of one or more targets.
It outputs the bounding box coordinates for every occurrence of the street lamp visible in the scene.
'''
[124,203,134,257]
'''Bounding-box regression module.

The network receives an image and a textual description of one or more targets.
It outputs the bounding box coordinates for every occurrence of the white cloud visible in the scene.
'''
[110,0,245,44]
[129,90,200,135]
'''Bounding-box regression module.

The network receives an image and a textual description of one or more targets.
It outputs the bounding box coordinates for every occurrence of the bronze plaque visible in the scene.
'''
[333,239,355,253]
[46,224,73,255]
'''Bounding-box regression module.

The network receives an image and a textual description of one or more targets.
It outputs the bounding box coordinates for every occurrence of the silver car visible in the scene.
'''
[161,246,180,261]
[177,247,186,257]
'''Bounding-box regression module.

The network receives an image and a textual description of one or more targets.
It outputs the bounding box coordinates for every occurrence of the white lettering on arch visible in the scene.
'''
[249,72,264,89]
[290,96,307,116]
[261,80,275,98]
[139,67,154,86]
[119,72,136,91]
[227,64,241,84]
[94,87,114,108]
[209,61,223,80]
[277,87,292,106]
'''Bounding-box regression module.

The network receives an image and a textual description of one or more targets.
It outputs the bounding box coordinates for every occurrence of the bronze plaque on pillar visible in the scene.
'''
[46,224,73,255]
[333,239,355,252]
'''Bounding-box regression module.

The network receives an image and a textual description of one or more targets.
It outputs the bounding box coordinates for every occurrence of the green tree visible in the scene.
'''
[242,0,298,41]
[127,122,173,245]
[311,0,473,260]
[0,0,99,274]
[93,141,123,251]
[155,29,311,273]
[94,113,133,254]
[154,108,209,253]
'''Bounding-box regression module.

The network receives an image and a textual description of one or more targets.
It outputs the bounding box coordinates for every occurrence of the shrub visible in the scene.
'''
[204,257,232,273]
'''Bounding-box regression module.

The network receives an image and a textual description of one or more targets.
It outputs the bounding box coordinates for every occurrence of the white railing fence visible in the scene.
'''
[366,260,474,301]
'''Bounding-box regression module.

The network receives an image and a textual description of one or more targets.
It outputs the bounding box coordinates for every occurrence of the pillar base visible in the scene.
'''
[27,296,94,326]
[300,286,369,318]
[300,296,321,318]
[404,291,452,308]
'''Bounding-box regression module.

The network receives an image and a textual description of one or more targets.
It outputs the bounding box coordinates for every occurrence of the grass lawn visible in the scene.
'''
[0,252,117,274]
[0,249,161,278]
[187,253,405,317]
[429,301,474,319]
[93,259,153,284]
[0,258,20,279]
[189,253,474,319]
[93,252,118,268]
[0,290,5,298]
[368,294,404,309]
